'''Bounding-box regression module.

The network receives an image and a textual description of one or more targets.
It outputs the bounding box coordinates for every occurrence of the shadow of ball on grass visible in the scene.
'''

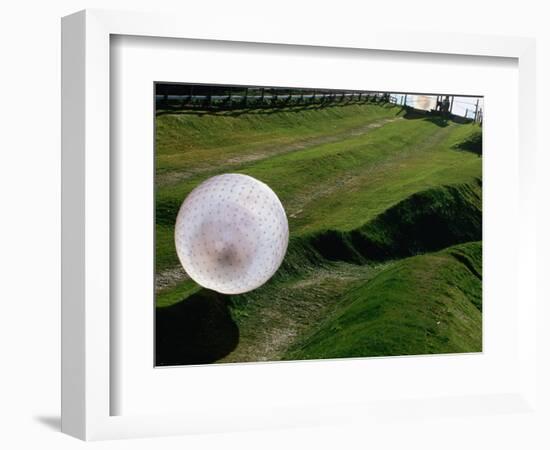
[155,289,239,366]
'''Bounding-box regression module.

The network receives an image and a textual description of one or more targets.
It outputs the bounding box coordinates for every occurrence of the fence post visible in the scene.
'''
[185,85,193,108]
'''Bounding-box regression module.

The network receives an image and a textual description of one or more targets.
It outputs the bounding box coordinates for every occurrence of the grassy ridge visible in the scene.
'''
[154,102,483,364]
[221,181,482,362]
[156,105,481,272]
[156,180,483,363]
[156,103,402,172]
[283,242,482,360]
[156,179,482,308]
[155,103,403,272]
[307,180,482,264]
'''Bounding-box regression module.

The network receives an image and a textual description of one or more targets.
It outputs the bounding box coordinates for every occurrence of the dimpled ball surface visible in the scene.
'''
[174,174,289,294]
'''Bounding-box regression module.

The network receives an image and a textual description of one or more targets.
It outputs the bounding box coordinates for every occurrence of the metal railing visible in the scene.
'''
[155,86,482,124]
[156,87,395,111]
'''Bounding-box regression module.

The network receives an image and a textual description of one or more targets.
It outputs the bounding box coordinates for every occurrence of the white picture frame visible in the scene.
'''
[61,9,537,441]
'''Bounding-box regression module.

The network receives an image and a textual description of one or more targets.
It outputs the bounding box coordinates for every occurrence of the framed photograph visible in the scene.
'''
[153,82,484,367]
[61,9,537,440]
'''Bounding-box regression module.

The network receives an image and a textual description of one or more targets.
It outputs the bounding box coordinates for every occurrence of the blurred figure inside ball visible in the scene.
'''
[174,174,289,294]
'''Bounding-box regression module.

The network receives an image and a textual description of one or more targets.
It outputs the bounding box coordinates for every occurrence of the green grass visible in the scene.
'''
[283,242,482,360]
[156,102,402,173]
[214,181,482,362]
[156,278,202,308]
[156,105,481,273]
[453,127,482,156]
[156,103,407,272]
[154,101,483,364]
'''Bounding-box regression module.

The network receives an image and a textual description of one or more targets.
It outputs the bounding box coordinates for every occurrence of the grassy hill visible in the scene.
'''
[154,101,483,365]
[283,242,482,361]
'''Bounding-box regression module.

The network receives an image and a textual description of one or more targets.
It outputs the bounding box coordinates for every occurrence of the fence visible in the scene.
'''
[155,85,482,124]
[156,85,396,111]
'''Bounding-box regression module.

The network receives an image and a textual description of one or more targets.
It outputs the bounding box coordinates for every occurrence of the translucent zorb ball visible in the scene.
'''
[174,174,289,294]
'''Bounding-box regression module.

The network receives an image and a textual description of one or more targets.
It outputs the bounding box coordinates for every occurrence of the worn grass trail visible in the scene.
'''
[156,103,402,177]
[284,242,482,360]
[156,106,480,275]
[219,263,392,363]
[220,241,482,364]
[218,181,482,363]
[155,108,404,289]
[157,115,402,188]
[155,105,405,273]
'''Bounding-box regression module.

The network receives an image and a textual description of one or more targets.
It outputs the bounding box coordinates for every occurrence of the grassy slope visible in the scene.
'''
[156,103,401,173]
[156,104,481,273]
[156,103,403,272]
[217,181,482,362]
[218,263,391,363]
[306,181,481,264]
[283,242,482,360]
[154,103,483,363]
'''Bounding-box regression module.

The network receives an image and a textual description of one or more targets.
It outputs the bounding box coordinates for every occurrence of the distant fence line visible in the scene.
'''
[156,85,399,111]
[155,85,481,124]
